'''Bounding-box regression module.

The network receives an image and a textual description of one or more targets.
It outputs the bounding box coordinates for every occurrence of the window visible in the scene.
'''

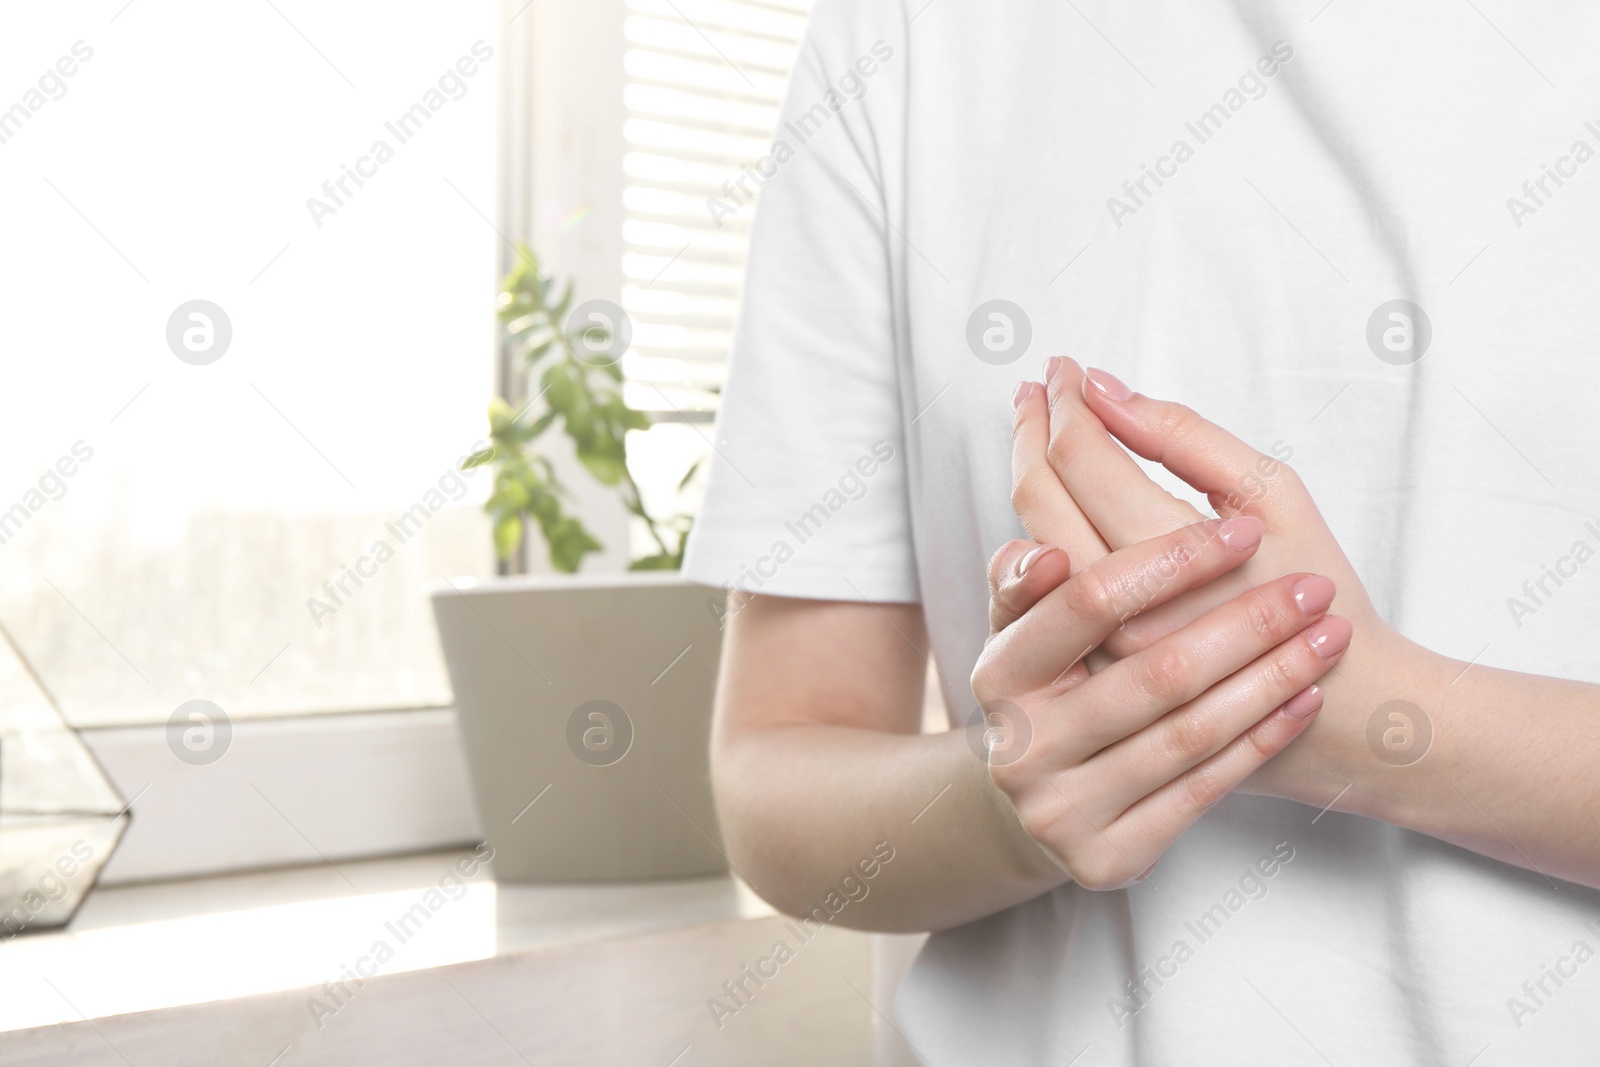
[0,0,819,882]
[0,3,497,727]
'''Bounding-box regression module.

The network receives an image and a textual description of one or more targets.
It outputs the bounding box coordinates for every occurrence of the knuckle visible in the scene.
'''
[1242,597,1280,642]
[1261,650,1300,692]
[989,757,1023,794]
[1177,762,1228,817]
[1004,479,1043,521]
[1163,709,1216,765]
[1242,717,1281,762]
[1065,568,1118,624]
[1256,458,1304,508]
[1012,792,1062,845]
[1009,476,1040,517]
[1069,848,1129,892]
[1045,426,1085,471]
[1156,402,1202,441]
[1137,645,1193,703]
[970,657,999,705]
[1165,537,1201,572]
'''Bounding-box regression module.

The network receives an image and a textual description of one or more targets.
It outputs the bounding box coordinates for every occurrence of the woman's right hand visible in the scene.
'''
[972,517,1350,889]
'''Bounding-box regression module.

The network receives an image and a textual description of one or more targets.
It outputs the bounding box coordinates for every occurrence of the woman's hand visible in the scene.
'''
[1010,358,1417,806]
[1003,359,1600,890]
[972,518,1349,889]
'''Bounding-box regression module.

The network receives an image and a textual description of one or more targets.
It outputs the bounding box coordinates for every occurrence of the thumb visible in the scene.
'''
[986,540,1071,634]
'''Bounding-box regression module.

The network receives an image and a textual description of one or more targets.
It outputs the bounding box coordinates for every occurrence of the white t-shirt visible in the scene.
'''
[682,1,1600,1062]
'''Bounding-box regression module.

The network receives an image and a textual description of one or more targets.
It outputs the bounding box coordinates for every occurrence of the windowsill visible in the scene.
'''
[0,850,877,1066]
[84,709,483,886]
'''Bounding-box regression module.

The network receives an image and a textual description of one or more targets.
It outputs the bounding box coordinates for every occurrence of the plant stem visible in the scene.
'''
[550,324,675,560]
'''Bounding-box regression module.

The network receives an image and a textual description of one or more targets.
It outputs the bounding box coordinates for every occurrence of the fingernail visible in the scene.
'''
[1305,616,1353,660]
[1016,545,1053,577]
[1216,515,1264,552]
[1045,356,1063,384]
[1084,367,1133,402]
[1281,685,1323,720]
[1012,381,1034,411]
[1292,575,1336,617]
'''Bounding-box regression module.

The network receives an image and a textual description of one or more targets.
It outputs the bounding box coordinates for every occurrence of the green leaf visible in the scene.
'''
[487,397,517,436]
[494,475,530,511]
[547,516,603,573]
[575,424,627,484]
[461,447,496,470]
[525,410,557,440]
[492,513,523,561]
[526,484,561,527]
[524,338,557,366]
[542,363,577,411]
[550,283,574,325]
[577,451,627,486]
[503,244,542,289]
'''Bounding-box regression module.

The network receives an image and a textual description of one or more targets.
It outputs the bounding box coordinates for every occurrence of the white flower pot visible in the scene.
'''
[431,573,726,882]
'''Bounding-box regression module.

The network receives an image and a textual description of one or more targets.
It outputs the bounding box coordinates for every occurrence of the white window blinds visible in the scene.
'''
[620,0,811,417]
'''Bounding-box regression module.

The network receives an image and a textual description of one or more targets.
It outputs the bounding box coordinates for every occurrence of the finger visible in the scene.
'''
[1011,378,1110,565]
[987,539,1072,634]
[983,515,1265,695]
[1042,573,1342,771]
[1100,579,1247,661]
[1096,689,1324,883]
[1043,357,1201,548]
[1080,619,1346,823]
[1080,367,1299,521]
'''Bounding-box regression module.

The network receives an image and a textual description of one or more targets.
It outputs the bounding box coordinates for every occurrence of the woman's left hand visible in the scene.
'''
[1011,357,1422,806]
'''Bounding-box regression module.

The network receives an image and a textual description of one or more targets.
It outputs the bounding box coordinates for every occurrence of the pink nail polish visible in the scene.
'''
[1084,367,1133,402]
[1216,515,1264,552]
[1305,616,1353,660]
[1045,356,1064,384]
[1292,575,1336,616]
[1012,381,1033,410]
[1281,685,1323,720]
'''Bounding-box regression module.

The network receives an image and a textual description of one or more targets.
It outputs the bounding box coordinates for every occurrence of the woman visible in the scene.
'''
[683,0,1600,1061]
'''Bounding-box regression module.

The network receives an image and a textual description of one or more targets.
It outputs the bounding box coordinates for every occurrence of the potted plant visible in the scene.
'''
[431,246,725,882]
[462,246,695,575]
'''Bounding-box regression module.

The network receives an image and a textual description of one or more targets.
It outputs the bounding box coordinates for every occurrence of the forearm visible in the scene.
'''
[713,722,1067,933]
[1331,640,1600,888]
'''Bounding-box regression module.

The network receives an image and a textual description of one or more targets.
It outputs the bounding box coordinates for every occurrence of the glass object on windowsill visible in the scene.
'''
[0,625,128,938]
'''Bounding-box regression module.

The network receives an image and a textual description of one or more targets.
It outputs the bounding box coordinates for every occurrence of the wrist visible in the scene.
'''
[1317,629,1453,827]
[1239,621,1443,822]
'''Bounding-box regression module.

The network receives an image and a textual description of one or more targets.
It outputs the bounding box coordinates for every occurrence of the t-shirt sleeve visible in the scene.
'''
[680,0,917,603]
